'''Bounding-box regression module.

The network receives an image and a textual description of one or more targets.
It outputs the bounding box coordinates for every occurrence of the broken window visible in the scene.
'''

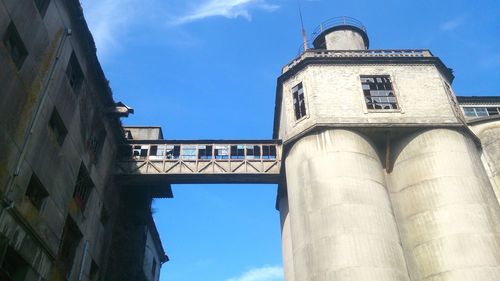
[49,108,68,146]
[25,173,48,211]
[124,130,133,139]
[66,52,84,92]
[198,145,213,160]
[262,145,277,160]
[149,145,166,160]
[463,107,500,117]
[0,247,29,281]
[3,22,28,70]
[57,217,82,278]
[360,75,398,110]
[181,145,197,160]
[214,145,229,160]
[34,0,50,17]
[246,145,261,159]
[230,145,245,160]
[165,145,180,159]
[292,83,307,120]
[73,163,94,211]
[132,145,148,159]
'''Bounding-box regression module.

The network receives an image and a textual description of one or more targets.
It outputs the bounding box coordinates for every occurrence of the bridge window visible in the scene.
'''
[361,75,398,110]
[292,82,307,120]
[198,145,213,160]
[230,145,245,160]
[133,145,148,159]
[181,145,197,160]
[262,145,277,160]
[214,145,229,159]
[246,145,261,159]
[166,145,180,159]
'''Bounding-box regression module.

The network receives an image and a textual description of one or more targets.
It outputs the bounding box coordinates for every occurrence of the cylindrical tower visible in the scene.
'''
[284,129,410,281]
[312,16,369,50]
[279,194,295,281]
[388,129,500,281]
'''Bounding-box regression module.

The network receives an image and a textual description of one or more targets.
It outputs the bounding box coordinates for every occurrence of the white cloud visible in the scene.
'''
[226,265,283,281]
[173,0,279,25]
[80,0,141,59]
[440,16,466,32]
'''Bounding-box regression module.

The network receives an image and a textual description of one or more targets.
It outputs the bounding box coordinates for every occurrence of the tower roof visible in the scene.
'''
[312,16,369,49]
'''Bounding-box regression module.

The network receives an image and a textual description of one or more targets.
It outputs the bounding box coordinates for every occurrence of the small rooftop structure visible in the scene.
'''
[312,16,369,50]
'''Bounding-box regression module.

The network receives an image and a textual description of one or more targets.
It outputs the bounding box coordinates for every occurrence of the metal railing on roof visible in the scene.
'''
[311,16,367,42]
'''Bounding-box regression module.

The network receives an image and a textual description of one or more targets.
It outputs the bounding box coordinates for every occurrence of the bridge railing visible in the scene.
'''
[116,140,282,183]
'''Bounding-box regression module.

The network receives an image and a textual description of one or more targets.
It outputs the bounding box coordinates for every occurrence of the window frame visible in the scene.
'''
[3,22,28,70]
[291,82,308,121]
[360,75,400,112]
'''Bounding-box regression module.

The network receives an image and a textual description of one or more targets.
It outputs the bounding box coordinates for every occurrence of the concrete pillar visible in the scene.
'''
[284,129,410,281]
[279,195,295,281]
[388,129,500,281]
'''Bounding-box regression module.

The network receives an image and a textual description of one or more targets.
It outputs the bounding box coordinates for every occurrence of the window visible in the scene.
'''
[57,217,82,278]
[360,75,398,110]
[66,52,84,92]
[181,145,197,160]
[165,145,180,159]
[198,145,213,160]
[73,163,94,211]
[34,0,50,17]
[3,22,28,70]
[133,145,148,159]
[0,247,29,281]
[292,83,307,120]
[463,107,500,117]
[214,145,229,159]
[262,145,277,160]
[230,145,245,160]
[246,145,261,160]
[49,108,68,146]
[25,173,48,211]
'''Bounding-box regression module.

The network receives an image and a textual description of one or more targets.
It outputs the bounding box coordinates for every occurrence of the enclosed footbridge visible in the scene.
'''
[116,139,283,190]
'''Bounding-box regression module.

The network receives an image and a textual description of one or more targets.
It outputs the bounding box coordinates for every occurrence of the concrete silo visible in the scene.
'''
[273,17,500,281]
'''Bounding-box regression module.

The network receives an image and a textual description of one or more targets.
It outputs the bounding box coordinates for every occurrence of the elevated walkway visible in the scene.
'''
[116,140,283,187]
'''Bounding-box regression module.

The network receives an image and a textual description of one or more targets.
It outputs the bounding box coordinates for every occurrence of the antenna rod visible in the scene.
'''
[297,0,308,51]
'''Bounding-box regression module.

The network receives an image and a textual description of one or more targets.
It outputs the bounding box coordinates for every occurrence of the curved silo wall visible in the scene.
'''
[279,195,295,281]
[470,121,500,204]
[284,129,410,281]
[388,129,500,281]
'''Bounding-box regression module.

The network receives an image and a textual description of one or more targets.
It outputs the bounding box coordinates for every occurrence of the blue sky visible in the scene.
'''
[80,0,499,280]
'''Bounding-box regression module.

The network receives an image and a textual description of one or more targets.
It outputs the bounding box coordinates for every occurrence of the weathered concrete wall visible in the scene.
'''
[324,29,367,50]
[278,64,460,142]
[279,195,295,281]
[284,129,410,281]
[388,129,500,281]
[0,0,123,280]
[469,120,500,204]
